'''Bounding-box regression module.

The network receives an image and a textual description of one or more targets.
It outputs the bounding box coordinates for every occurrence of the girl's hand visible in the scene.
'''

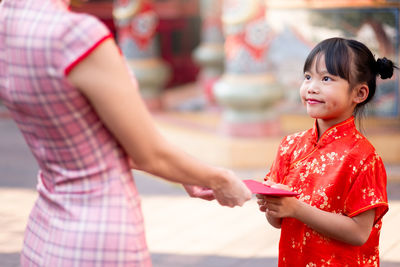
[264,195,299,218]
[262,180,276,187]
[256,181,287,212]
[256,193,268,212]
[264,183,299,218]
[256,192,283,229]
[259,183,375,245]
[183,184,215,201]
[257,182,297,228]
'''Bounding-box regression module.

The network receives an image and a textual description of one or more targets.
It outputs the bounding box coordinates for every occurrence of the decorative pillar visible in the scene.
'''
[213,0,283,137]
[113,0,170,110]
[193,0,225,104]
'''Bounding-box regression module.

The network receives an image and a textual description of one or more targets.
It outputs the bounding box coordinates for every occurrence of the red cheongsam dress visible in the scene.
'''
[265,117,388,267]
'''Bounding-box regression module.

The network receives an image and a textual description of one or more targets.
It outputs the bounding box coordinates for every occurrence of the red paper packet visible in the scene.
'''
[243,179,298,196]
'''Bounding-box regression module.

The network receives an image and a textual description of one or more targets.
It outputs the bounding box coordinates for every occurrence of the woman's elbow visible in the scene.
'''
[133,157,163,175]
[130,147,171,175]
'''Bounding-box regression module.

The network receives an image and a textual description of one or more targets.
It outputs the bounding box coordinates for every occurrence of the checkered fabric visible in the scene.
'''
[0,0,151,266]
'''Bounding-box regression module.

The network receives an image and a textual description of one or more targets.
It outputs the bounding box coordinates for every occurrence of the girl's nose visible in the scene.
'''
[307,82,319,94]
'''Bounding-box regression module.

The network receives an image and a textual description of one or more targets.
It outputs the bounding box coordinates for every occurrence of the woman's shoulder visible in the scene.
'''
[43,9,111,74]
[52,10,109,40]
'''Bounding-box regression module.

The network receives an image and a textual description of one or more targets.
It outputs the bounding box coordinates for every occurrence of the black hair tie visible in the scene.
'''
[376,57,394,79]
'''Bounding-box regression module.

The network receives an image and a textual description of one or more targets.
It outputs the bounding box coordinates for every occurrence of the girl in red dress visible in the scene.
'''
[257,37,397,266]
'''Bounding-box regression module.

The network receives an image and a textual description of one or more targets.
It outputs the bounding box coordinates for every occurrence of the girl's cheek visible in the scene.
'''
[299,86,307,100]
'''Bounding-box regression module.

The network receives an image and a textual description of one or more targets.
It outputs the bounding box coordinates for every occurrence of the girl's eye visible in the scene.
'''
[322,76,332,82]
[304,74,311,80]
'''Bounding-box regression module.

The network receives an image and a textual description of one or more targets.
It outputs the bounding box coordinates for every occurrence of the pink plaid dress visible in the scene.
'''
[0,0,151,266]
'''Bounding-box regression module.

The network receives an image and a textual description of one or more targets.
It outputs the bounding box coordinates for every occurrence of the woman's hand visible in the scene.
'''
[210,169,252,208]
[183,184,215,201]
[184,169,251,207]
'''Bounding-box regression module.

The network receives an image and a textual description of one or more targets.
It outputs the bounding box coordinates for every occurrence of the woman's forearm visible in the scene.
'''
[67,38,251,207]
[67,40,221,188]
[135,139,227,189]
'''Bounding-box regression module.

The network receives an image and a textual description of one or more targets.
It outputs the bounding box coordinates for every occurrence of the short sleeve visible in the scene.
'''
[344,152,389,224]
[265,136,290,184]
[51,13,112,75]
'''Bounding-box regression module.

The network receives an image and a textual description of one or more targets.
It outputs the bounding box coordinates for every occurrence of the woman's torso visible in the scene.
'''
[0,0,151,265]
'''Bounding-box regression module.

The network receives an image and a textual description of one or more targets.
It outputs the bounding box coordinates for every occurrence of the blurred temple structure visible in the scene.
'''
[70,0,400,172]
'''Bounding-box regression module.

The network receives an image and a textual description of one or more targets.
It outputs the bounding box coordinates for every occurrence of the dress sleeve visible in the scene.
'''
[52,13,113,75]
[344,152,389,224]
[264,136,290,184]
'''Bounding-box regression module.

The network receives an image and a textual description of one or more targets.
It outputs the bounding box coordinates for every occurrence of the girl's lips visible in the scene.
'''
[306,99,323,104]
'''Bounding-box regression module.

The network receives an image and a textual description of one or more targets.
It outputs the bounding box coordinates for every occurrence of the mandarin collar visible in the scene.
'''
[310,116,356,147]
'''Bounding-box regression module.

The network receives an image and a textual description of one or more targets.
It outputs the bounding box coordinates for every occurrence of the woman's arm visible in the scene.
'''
[264,194,375,246]
[66,38,251,207]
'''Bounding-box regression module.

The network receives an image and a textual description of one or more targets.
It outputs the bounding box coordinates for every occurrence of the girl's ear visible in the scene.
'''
[353,84,369,104]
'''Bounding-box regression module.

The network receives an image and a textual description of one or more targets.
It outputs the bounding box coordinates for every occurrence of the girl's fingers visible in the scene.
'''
[265,202,280,212]
[259,205,267,212]
[264,197,281,204]
[257,199,266,205]
[266,209,278,217]
[255,194,265,200]
[271,183,291,191]
[263,180,276,186]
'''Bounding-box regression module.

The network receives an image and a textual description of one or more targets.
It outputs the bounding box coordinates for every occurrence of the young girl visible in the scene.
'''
[0,0,251,266]
[256,37,396,266]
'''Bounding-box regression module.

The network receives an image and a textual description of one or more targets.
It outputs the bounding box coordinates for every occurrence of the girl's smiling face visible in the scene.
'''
[300,54,360,133]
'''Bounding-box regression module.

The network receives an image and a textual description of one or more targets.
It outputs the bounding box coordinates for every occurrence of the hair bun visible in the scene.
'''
[376,57,395,79]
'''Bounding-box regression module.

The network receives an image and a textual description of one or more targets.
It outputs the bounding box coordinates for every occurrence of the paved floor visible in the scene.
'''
[1,111,400,267]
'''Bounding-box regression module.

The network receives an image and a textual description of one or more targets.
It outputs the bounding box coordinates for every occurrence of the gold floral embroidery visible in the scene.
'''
[271,117,388,266]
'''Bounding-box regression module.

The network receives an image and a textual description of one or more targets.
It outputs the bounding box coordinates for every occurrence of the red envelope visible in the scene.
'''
[243,179,298,196]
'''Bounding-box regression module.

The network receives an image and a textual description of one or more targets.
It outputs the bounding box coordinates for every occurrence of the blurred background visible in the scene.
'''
[68,0,400,170]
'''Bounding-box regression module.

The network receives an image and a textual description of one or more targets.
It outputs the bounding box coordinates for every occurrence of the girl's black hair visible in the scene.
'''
[303,37,397,118]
